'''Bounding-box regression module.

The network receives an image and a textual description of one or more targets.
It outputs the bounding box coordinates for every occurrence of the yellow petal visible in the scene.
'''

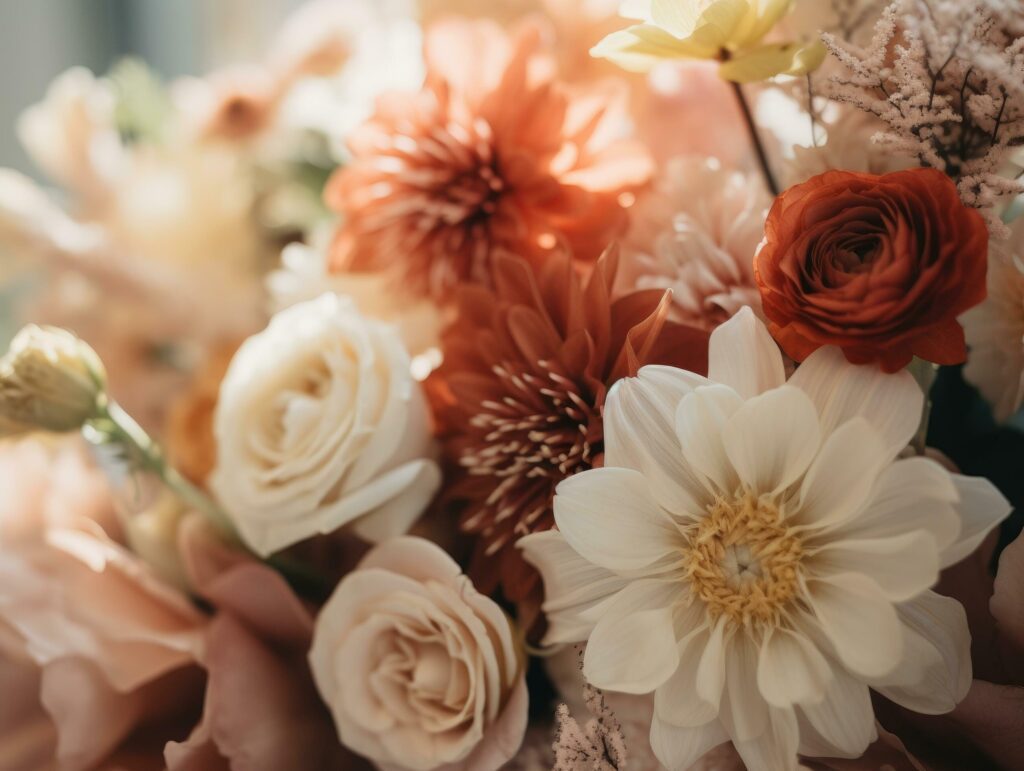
[620,0,654,22]
[718,38,826,82]
[742,0,796,46]
[694,0,752,49]
[650,0,708,39]
[591,24,714,71]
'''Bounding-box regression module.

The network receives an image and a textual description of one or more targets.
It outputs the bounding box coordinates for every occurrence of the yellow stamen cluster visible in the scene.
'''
[684,492,802,626]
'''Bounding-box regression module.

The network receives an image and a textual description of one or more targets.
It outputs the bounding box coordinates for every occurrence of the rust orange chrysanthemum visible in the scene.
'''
[429,248,709,630]
[325,17,653,300]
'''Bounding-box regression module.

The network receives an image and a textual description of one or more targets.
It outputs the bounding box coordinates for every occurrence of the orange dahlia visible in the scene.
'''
[325,18,652,300]
[429,249,709,628]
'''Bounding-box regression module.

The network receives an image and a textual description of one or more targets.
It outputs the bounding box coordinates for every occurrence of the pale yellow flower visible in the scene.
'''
[0,325,106,435]
[592,0,825,82]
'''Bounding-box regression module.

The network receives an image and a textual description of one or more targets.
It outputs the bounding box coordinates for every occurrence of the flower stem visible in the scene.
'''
[85,400,239,540]
[731,81,779,197]
[907,358,939,456]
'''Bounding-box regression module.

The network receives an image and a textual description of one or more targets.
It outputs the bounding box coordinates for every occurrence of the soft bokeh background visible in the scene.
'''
[0,0,307,342]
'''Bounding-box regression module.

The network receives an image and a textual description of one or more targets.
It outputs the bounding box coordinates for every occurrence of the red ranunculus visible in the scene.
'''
[755,168,988,372]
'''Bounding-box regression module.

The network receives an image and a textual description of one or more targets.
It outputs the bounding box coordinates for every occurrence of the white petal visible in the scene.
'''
[348,459,442,543]
[756,627,832,708]
[583,581,680,694]
[805,573,902,679]
[731,705,800,771]
[553,467,682,574]
[792,418,886,531]
[696,616,730,710]
[807,531,940,603]
[675,385,743,495]
[872,591,971,714]
[721,634,768,742]
[708,306,786,400]
[942,474,1012,567]
[796,667,875,759]
[243,458,440,555]
[604,366,711,518]
[788,346,923,460]
[723,386,821,496]
[517,530,628,645]
[833,457,960,550]
[654,624,719,727]
[650,716,729,771]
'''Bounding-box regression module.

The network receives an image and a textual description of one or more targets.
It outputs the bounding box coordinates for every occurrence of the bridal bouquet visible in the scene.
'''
[3,1,1024,769]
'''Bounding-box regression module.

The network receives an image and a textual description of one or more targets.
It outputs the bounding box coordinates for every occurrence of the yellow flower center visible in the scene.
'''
[684,492,803,627]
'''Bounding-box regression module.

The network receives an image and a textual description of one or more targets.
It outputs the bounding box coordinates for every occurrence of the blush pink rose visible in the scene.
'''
[309,536,528,771]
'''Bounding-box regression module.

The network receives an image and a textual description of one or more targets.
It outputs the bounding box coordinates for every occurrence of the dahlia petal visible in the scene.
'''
[721,634,769,742]
[723,386,821,496]
[756,627,831,708]
[795,667,875,759]
[517,530,628,645]
[650,716,729,771]
[807,531,940,603]
[793,417,886,531]
[833,457,959,549]
[872,591,971,714]
[696,616,730,711]
[788,346,922,461]
[708,306,786,400]
[553,467,682,573]
[941,474,1012,567]
[806,573,902,679]
[730,704,799,771]
[675,385,743,496]
[654,624,719,727]
[604,365,711,518]
[583,582,680,693]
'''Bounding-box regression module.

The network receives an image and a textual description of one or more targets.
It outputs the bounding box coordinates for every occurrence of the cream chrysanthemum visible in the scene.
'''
[520,307,1011,771]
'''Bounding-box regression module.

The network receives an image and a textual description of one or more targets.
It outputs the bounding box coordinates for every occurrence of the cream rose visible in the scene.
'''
[309,537,528,771]
[210,293,441,556]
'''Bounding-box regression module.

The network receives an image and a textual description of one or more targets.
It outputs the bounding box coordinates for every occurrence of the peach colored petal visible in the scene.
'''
[0,650,55,771]
[178,514,313,648]
[165,614,354,771]
[326,17,650,300]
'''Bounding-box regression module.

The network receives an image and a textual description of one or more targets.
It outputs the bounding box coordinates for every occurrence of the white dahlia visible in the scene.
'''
[520,307,1010,771]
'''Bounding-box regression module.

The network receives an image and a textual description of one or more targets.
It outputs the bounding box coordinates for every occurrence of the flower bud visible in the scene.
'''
[0,325,107,434]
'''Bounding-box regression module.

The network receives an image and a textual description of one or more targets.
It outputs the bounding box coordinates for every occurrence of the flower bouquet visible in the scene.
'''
[2,1,1023,769]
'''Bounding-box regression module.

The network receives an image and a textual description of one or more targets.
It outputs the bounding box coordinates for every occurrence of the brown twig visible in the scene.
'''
[730,81,780,196]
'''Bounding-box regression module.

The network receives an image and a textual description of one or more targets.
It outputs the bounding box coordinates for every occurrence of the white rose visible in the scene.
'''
[210,293,441,556]
[309,536,528,771]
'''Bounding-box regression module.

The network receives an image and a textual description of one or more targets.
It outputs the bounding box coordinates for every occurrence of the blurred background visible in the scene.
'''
[0,0,306,178]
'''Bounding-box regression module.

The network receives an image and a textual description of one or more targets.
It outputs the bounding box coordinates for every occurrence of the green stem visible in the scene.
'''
[731,80,780,196]
[86,400,239,540]
[907,358,938,456]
